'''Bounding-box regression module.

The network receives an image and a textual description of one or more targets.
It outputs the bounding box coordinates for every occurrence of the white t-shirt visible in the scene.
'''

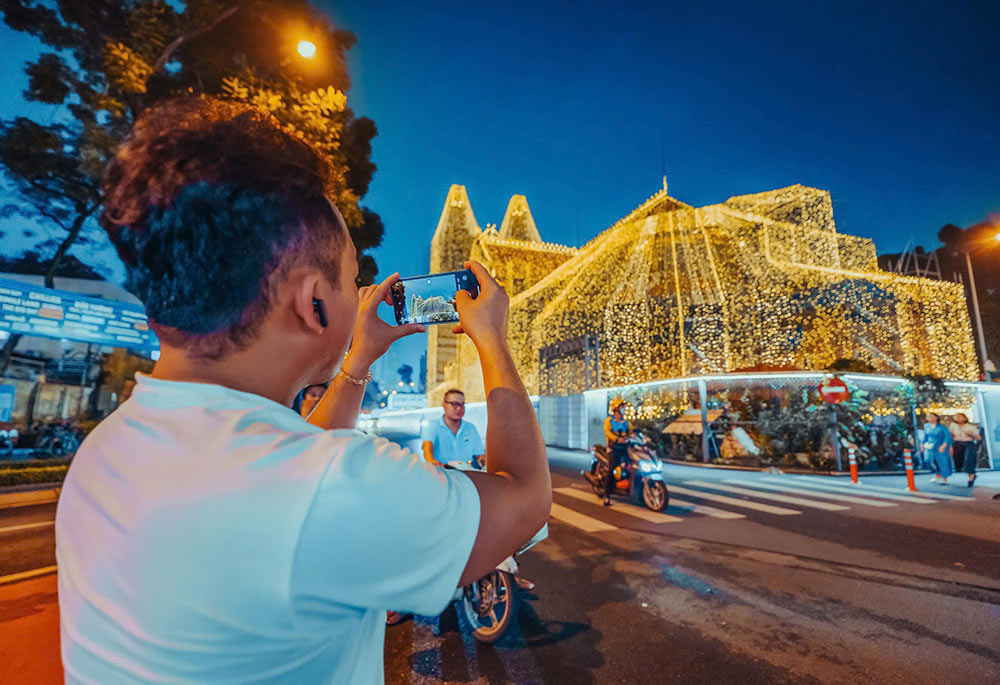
[55,374,480,684]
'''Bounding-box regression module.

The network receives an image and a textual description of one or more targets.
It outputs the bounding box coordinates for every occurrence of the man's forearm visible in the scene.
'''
[478,341,548,489]
[306,357,371,430]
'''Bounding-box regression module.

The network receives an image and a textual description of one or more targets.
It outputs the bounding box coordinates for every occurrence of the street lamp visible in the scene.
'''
[960,227,1000,376]
[297,40,317,59]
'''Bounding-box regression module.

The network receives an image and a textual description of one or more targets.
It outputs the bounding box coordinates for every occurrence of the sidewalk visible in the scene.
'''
[0,573,61,683]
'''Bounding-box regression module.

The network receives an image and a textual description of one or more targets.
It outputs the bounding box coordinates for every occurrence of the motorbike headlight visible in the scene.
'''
[639,460,659,473]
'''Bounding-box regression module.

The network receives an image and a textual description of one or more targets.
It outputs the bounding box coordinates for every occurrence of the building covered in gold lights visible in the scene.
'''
[425,181,979,404]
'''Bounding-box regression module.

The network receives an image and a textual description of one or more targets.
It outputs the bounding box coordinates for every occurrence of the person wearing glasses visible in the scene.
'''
[387,388,493,625]
[421,389,485,468]
[418,388,536,590]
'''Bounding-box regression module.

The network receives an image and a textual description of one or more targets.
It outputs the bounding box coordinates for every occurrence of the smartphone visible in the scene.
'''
[390,269,479,325]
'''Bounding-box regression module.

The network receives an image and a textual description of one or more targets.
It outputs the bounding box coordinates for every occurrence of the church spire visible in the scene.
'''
[430,184,481,272]
[498,195,541,242]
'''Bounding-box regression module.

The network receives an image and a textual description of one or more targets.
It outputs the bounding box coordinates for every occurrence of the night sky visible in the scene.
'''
[2,0,999,378]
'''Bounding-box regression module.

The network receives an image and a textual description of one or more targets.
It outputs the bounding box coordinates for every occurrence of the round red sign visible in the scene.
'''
[819,377,850,404]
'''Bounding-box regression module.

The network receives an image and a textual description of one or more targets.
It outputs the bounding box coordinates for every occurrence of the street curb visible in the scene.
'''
[0,565,58,586]
[0,486,61,509]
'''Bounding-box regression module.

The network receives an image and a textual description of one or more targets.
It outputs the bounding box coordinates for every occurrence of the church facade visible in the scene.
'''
[426,182,978,404]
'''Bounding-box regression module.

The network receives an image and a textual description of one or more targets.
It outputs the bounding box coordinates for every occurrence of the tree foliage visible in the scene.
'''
[0,0,384,287]
[0,250,102,279]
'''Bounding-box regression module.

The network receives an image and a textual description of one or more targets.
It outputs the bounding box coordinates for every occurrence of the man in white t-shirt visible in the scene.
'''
[55,98,550,683]
[421,389,484,467]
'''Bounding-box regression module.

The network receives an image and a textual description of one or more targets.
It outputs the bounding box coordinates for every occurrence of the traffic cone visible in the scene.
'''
[848,447,858,484]
[903,448,917,492]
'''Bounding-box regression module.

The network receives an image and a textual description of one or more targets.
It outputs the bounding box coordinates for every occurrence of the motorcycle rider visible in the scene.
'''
[602,401,633,505]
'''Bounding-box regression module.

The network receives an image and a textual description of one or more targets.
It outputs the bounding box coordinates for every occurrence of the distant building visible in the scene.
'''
[0,275,153,422]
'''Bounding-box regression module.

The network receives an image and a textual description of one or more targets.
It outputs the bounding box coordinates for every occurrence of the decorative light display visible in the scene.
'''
[426,182,979,403]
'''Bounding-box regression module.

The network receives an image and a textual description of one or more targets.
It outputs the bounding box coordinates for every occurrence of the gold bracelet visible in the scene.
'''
[337,365,372,386]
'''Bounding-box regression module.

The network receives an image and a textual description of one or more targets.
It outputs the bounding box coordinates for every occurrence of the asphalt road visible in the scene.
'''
[3,451,999,683]
[384,450,1000,684]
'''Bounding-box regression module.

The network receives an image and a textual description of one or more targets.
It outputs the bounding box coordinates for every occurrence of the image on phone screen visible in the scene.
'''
[391,270,478,325]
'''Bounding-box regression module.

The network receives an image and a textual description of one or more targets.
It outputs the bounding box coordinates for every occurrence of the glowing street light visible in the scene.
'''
[297,40,317,59]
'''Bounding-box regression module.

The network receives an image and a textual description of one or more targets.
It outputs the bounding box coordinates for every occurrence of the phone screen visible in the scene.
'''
[391,270,479,325]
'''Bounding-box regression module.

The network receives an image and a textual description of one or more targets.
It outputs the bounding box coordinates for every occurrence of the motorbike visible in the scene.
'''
[446,460,547,643]
[583,433,669,512]
[387,460,546,644]
[35,422,81,457]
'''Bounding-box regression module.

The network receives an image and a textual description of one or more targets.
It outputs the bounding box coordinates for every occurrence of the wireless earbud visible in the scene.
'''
[312,298,328,328]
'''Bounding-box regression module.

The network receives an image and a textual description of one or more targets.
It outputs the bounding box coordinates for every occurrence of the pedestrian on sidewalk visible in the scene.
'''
[922,412,953,485]
[947,412,981,488]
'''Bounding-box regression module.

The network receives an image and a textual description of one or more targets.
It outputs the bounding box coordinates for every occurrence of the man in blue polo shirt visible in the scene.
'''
[421,388,485,467]
[412,387,534,604]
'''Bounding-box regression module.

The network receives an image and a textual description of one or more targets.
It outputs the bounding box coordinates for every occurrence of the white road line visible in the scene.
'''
[549,502,617,532]
[721,480,897,508]
[794,478,971,502]
[0,497,59,510]
[669,485,801,515]
[0,565,57,585]
[684,481,849,511]
[610,504,684,524]
[554,487,607,506]
[762,478,935,504]
[668,498,746,519]
[0,520,55,534]
[554,487,684,523]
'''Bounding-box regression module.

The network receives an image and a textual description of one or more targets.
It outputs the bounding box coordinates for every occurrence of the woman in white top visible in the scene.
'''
[947,412,981,488]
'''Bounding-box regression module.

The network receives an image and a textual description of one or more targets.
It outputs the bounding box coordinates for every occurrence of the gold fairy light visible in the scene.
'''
[425,183,979,403]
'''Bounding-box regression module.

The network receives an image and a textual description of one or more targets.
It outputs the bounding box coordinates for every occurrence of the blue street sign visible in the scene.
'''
[0,277,159,354]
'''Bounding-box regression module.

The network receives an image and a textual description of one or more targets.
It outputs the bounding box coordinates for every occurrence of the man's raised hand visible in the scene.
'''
[451,261,509,350]
[349,273,425,371]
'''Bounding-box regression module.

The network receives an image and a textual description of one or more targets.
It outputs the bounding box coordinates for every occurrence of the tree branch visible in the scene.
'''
[44,204,96,288]
[151,5,238,76]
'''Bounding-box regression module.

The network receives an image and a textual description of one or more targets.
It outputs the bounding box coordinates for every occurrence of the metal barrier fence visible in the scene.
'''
[361,373,999,473]
[588,373,997,472]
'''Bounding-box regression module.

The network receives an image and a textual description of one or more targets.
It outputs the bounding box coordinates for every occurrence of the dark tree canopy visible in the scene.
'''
[0,250,103,279]
[0,0,384,288]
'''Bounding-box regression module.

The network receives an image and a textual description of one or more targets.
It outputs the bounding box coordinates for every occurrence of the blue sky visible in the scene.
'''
[2,1,999,383]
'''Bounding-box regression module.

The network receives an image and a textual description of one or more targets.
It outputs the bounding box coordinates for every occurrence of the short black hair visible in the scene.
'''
[101,97,346,359]
[443,389,465,400]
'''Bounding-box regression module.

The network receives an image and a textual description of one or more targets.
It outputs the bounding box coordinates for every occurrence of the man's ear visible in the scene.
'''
[293,272,326,335]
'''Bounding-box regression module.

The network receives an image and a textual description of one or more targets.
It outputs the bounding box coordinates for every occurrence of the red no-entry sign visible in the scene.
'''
[819,377,850,404]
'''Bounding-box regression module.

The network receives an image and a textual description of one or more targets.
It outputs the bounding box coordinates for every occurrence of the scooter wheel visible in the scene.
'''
[643,480,669,512]
[590,463,608,497]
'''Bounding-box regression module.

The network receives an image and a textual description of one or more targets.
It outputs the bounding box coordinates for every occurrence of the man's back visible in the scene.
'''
[56,375,479,683]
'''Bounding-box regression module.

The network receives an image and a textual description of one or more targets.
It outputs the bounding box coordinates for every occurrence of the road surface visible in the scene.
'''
[2,450,999,683]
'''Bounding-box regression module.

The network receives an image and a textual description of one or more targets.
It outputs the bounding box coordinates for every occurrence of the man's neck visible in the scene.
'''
[151,344,304,406]
[444,416,462,433]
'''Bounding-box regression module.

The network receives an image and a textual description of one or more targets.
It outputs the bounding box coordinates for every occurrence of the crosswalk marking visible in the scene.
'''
[761,478,934,504]
[668,498,746,519]
[549,502,617,532]
[721,479,897,507]
[683,481,849,511]
[609,505,684,524]
[553,487,684,523]
[669,485,801,515]
[793,477,970,502]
